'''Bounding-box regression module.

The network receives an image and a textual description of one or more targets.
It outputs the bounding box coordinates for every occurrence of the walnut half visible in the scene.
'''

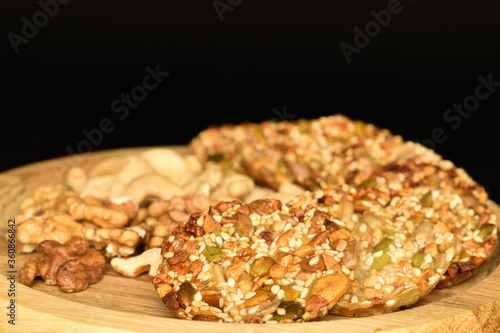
[19,237,106,292]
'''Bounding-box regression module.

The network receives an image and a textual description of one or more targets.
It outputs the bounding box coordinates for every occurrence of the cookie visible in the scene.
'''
[403,187,498,288]
[153,199,358,323]
[288,186,457,316]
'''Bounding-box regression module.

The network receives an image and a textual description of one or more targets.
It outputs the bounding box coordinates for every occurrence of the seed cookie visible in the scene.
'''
[403,187,498,288]
[343,157,498,287]
[189,115,443,192]
[153,199,358,323]
[288,186,457,316]
[189,115,369,190]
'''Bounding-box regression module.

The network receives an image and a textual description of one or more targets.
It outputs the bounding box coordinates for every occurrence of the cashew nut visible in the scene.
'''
[88,156,126,179]
[115,155,153,184]
[120,173,185,203]
[110,248,162,277]
[140,148,193,186]
[80,175,116,200]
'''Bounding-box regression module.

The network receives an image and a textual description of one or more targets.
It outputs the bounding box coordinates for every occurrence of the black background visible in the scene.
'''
[1,1,499,201]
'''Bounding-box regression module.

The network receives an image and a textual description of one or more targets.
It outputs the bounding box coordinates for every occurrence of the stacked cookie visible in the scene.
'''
[153,114,498,322]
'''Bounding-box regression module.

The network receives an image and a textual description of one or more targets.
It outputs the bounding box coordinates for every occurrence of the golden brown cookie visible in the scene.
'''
[153,199,358,323]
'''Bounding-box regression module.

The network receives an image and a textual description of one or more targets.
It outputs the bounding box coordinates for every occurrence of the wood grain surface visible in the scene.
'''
[1,147,499,333]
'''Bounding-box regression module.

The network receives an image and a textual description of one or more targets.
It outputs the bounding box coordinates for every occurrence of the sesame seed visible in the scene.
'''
[192,300,203,307]
[227,278,235,287]
[262,314,273,321]
[474,236,484,243]
[194,292,202,302]
[445,248,455,262]
[316,248,326,254]
[424,254,432,263]
[224,303,233,312]
[429,275,440,283]
[365,255,375,266]
[254,253,263,259]
[248,306,259,315]
[295,298,306,306]
[309,256,320,266]
[277,308,286,315]
[271,285,280,294]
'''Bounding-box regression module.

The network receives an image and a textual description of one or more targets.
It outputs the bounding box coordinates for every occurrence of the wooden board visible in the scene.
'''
[1,146,500,333]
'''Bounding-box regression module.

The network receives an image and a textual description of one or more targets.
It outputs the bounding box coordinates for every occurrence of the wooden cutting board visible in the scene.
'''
[1,146,499,333]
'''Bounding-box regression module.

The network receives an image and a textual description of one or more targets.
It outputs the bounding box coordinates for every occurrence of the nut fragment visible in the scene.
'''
[81,226,145,258]
[67,197,130,229]
[19,185,76,218]
[16,212,81,253]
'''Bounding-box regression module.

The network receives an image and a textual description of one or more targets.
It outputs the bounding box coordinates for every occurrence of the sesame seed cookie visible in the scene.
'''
[288,186,457,316]
[153,199,358,323]
[403,186,498,288]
